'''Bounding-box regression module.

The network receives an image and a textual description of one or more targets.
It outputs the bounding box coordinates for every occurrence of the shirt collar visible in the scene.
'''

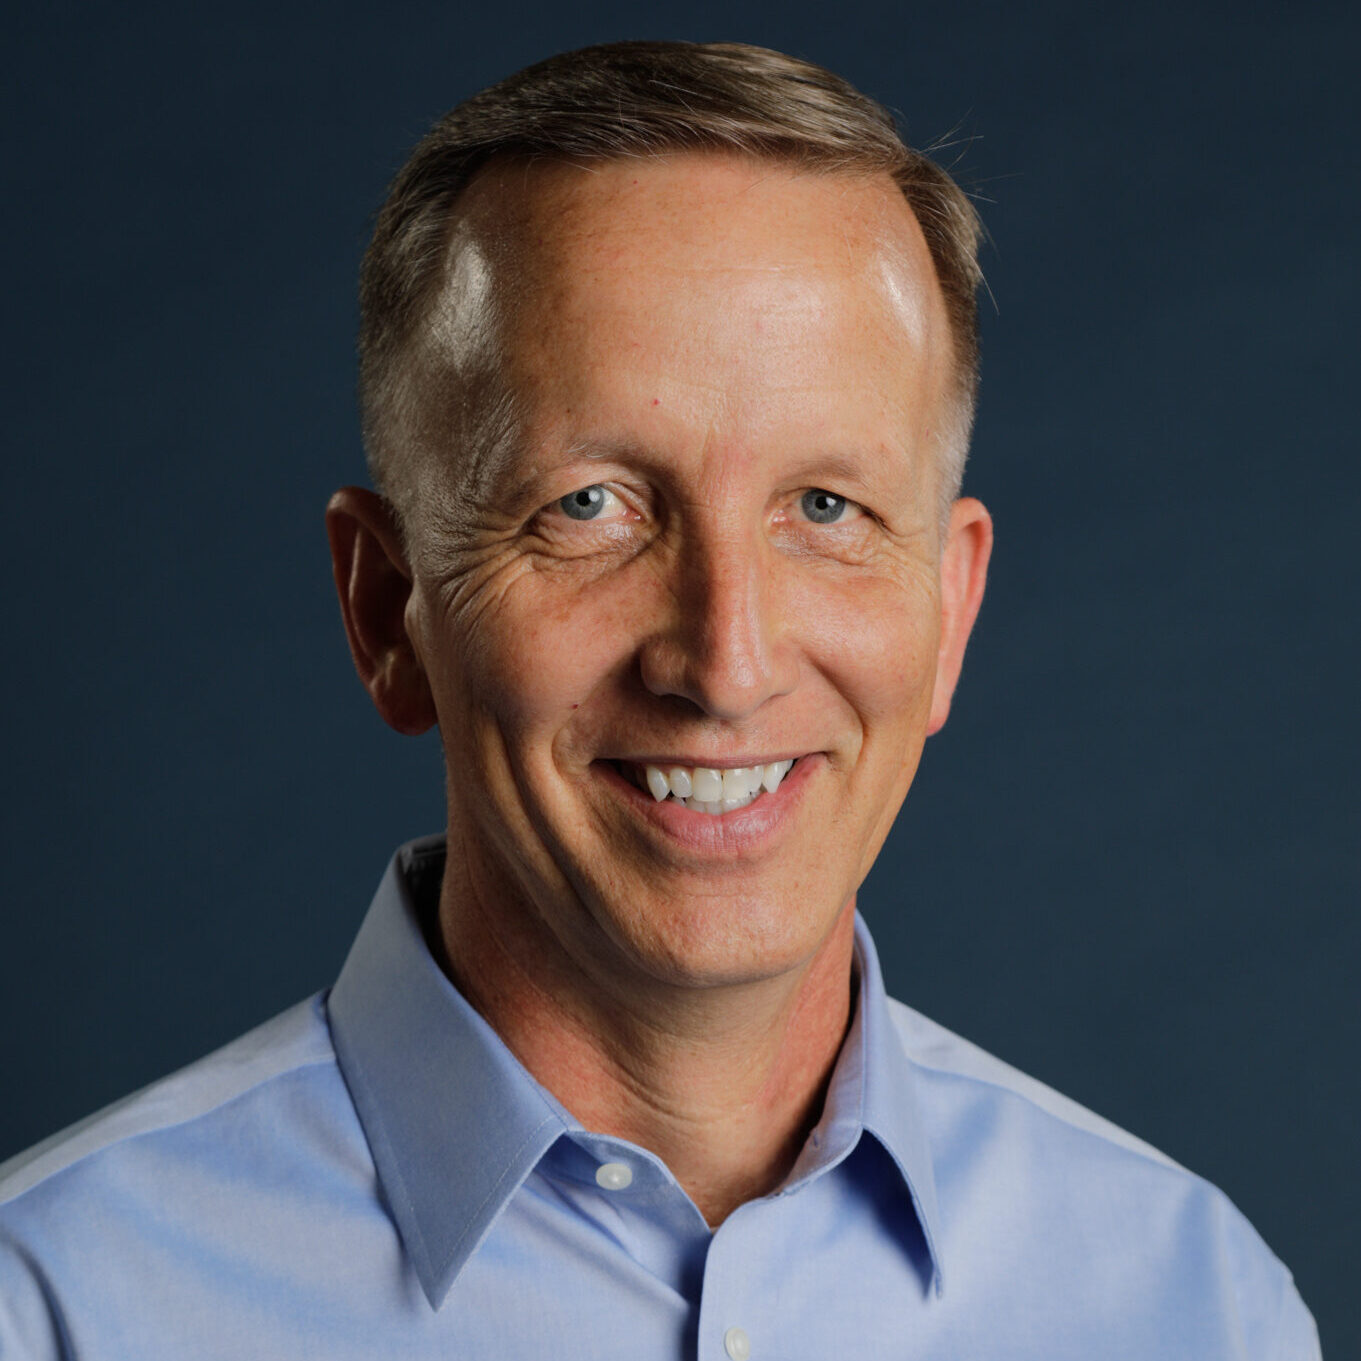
[850,914,947,1296]
[328,836,944,1308]
[327,836,567,1310]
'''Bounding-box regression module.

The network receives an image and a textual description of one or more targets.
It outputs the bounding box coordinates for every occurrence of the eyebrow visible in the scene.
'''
[498,430,915,510]
[494,436,627,505]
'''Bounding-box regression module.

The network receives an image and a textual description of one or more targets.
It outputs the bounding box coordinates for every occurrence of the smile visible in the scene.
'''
[617,759,797,815]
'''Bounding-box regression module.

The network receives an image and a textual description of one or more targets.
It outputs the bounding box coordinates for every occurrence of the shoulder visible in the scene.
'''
[0,994,338,1210]
[0,995,381,1358]
[886,997,1321,1360]
[887,995,1179,1165]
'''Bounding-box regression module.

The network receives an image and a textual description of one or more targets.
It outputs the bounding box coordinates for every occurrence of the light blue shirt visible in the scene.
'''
[0,836,1320,1359]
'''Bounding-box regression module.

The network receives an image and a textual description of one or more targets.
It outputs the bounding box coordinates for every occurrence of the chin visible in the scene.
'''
[587,882,853,992]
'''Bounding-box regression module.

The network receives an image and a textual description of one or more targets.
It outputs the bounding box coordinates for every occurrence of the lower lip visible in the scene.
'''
[594,756,821,857]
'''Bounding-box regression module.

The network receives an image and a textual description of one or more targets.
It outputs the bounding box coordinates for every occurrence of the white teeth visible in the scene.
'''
[637,759,797,815]
[762,761,790,794]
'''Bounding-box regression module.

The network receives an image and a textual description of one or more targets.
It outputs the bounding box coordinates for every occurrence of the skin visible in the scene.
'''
[327,153,992,1226]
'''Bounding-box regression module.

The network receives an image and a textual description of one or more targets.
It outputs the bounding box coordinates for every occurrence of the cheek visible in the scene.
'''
[442,565,648,739]
[795,572,943,726]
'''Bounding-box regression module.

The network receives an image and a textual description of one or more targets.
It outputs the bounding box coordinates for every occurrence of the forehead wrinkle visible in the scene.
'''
[529,360,933,475]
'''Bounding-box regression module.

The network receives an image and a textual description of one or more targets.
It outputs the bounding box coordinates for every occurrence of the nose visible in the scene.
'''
[638,520,795,720]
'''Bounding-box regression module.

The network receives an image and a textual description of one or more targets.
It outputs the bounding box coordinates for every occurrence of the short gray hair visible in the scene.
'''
[359,40,984,539]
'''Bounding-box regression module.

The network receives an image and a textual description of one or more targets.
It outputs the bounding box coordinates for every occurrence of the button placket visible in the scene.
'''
[697,1203,768,1361]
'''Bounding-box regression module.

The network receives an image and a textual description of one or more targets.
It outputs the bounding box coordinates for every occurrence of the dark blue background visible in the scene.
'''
[4,0,1356,1351]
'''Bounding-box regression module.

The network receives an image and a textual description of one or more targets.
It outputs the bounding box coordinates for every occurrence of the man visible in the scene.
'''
[0,40,1319,1359]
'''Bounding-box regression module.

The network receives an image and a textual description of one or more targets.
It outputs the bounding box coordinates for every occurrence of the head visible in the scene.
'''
[328,41,992,1012]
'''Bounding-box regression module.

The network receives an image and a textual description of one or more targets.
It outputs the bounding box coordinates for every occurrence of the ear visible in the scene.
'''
[325,487,437,736]
[927,497,993,736]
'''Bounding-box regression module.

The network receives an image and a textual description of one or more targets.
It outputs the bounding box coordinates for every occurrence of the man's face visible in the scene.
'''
[397,154,987,999]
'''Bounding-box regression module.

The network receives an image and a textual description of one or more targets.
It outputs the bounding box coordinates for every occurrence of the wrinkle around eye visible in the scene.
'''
[428,539,538,635]
[528,483,652,554]
[768,498,887,567]
[524,512,653,569]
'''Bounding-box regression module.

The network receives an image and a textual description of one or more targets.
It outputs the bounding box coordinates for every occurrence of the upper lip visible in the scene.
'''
[607,755,804,768]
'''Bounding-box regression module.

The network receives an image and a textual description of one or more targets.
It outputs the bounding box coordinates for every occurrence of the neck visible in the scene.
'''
[435,840,858,1227]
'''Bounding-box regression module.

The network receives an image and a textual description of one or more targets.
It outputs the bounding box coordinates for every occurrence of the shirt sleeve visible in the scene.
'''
[1273,1274,1323,1361]
[0,1232,67,1361]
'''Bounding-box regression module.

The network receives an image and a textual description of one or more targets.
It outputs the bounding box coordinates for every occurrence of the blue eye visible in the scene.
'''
[559,485,609,520]
[800,489,850,524]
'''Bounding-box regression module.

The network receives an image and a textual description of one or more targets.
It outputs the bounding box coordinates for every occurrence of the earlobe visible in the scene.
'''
[927,497,993,736]
[325,487,438,736]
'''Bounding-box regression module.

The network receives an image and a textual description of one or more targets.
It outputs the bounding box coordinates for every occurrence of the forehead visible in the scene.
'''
[422,153,952,488]
[464,151,934,277]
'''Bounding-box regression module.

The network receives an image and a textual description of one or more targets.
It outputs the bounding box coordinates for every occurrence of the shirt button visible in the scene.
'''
[595,1161,634,1191]
[723,1326,752,1360]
